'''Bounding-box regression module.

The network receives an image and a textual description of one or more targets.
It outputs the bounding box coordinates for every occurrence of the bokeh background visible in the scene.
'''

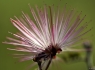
[0,0,95,70]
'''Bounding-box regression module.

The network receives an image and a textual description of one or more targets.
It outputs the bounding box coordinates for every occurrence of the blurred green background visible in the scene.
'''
[0,0,95,70]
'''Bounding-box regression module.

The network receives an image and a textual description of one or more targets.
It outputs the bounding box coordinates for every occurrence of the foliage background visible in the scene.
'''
[0,0,95,70]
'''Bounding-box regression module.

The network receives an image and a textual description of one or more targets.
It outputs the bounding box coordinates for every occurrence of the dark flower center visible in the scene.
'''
[33,45,62,62]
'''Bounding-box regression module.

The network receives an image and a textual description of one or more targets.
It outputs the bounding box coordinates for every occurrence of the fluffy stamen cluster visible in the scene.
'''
[3,5,91,70]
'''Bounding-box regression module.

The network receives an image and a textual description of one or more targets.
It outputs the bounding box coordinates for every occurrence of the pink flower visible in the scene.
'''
[3,5,92,70]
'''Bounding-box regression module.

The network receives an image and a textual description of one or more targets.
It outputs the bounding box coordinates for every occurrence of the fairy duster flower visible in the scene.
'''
[3,5,92,70]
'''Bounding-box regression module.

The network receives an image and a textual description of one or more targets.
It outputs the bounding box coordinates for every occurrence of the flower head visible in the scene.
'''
[3,5,91,70]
